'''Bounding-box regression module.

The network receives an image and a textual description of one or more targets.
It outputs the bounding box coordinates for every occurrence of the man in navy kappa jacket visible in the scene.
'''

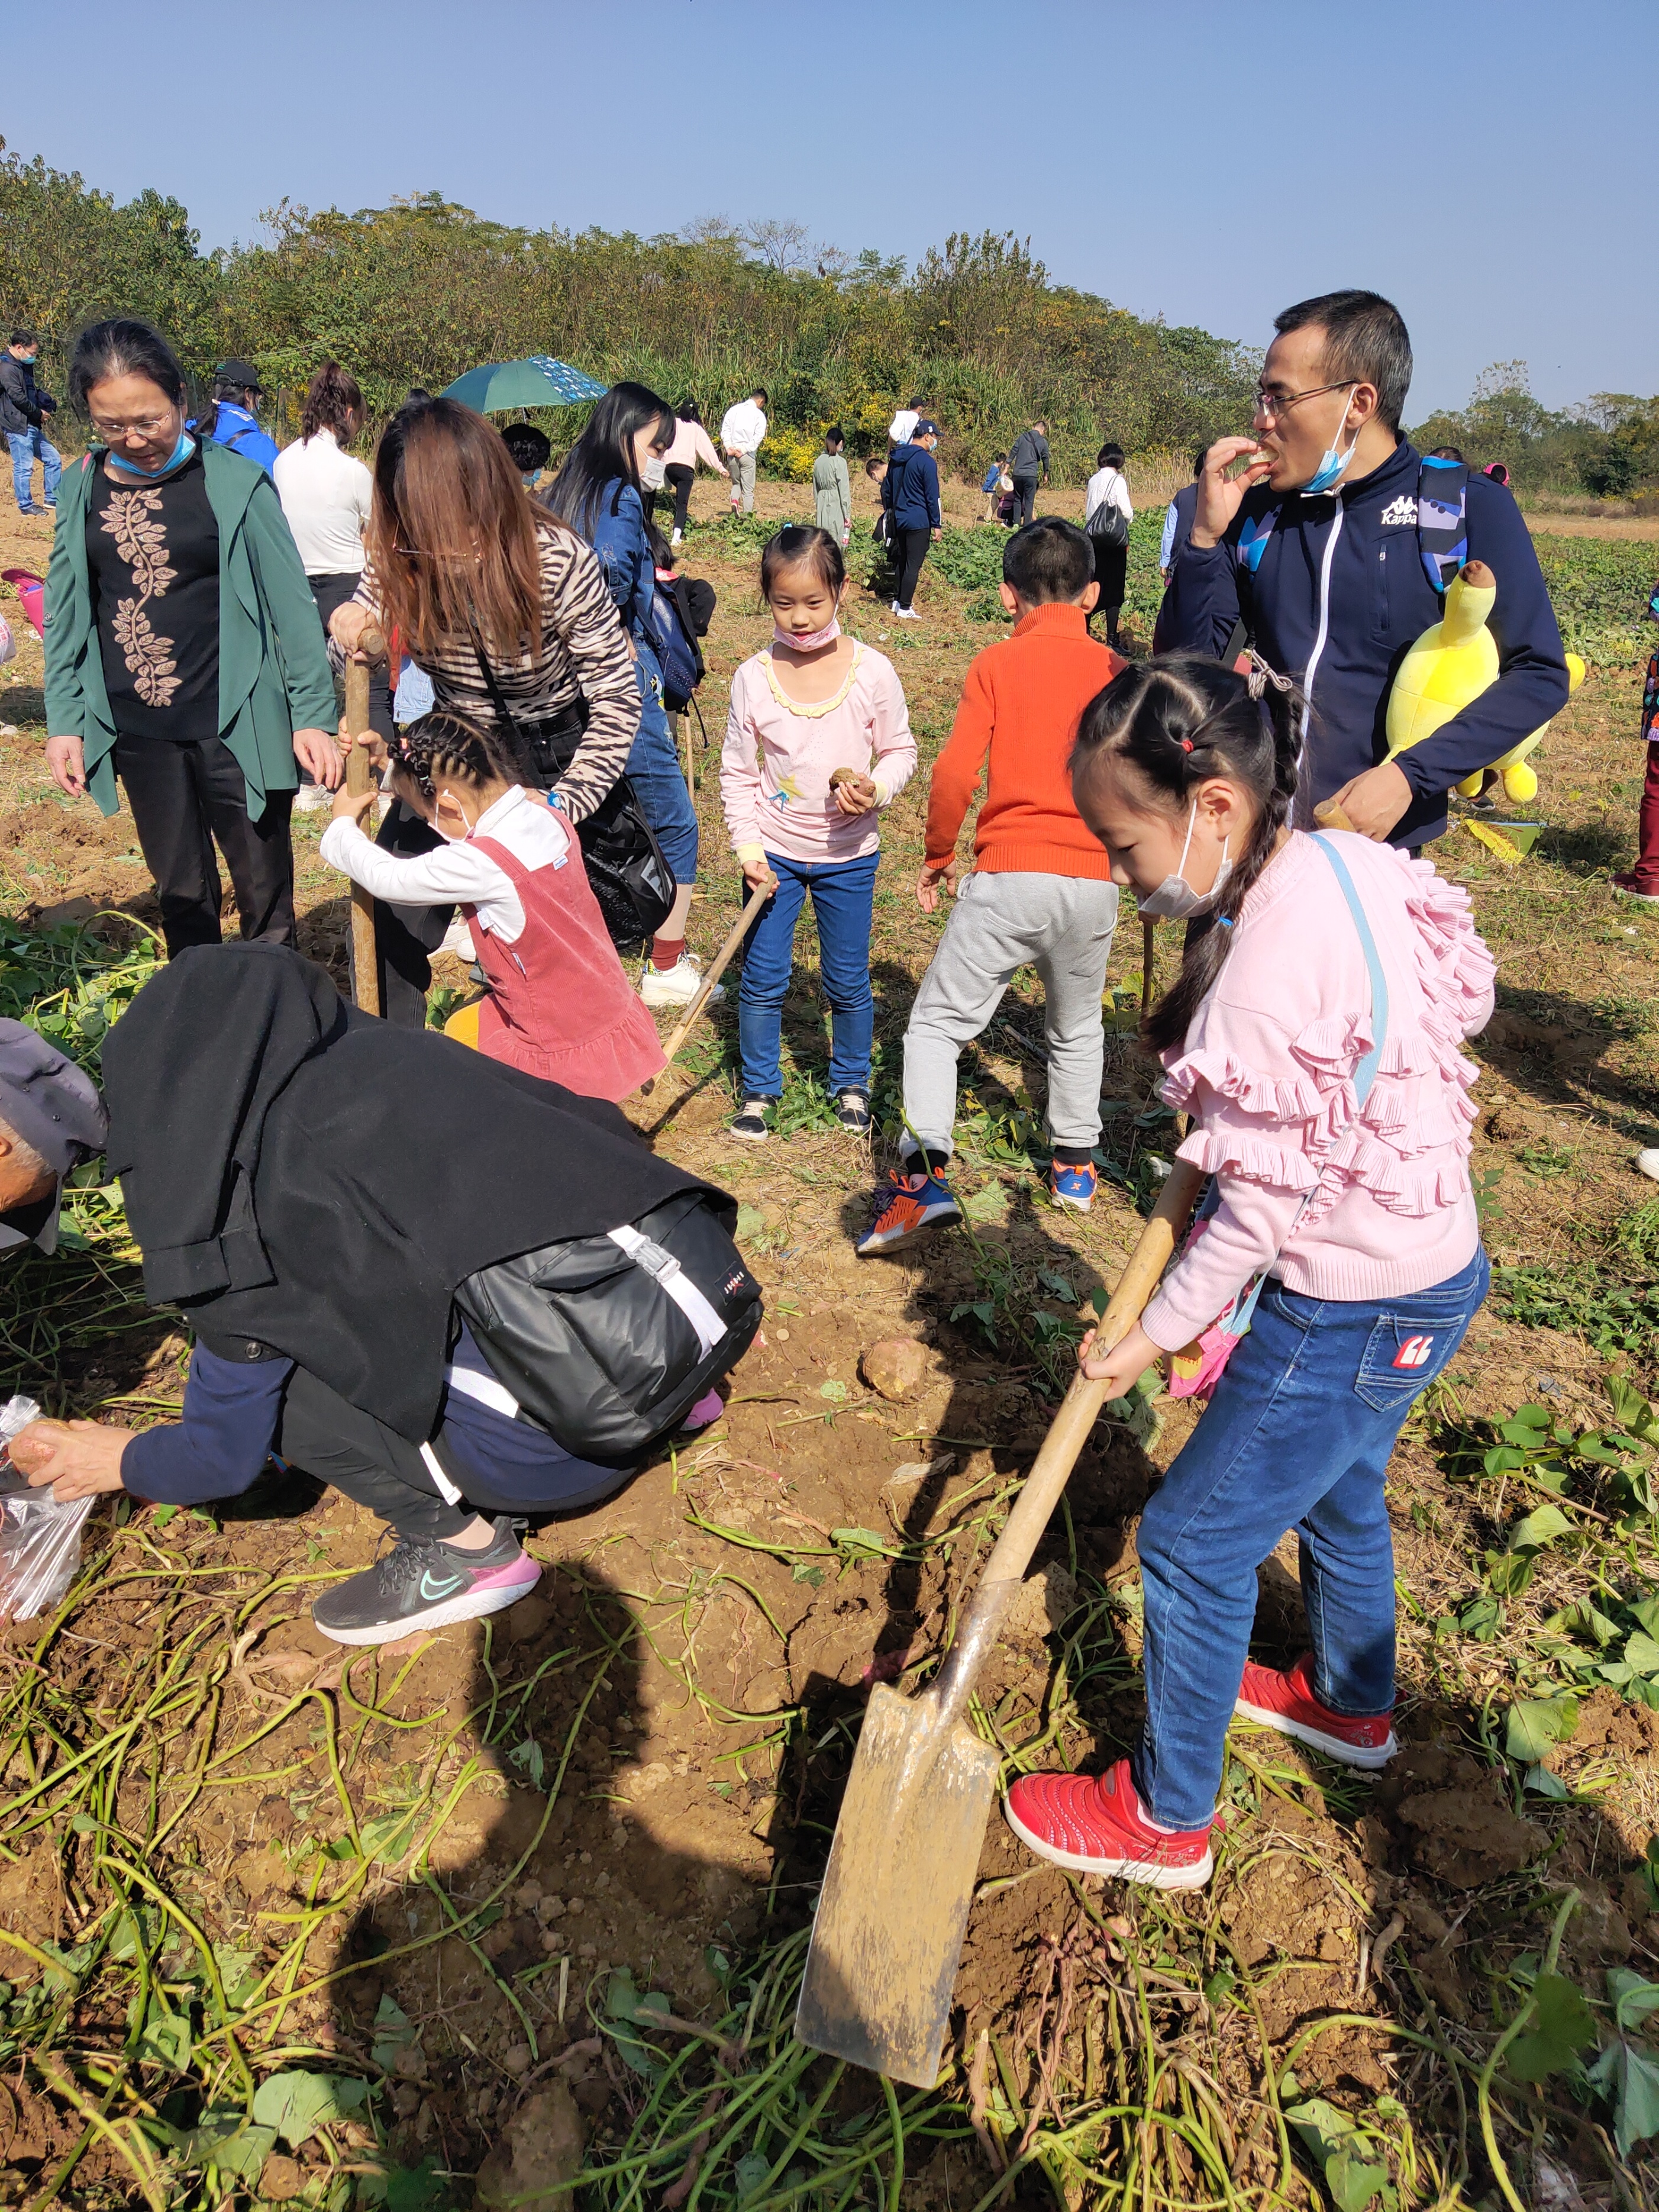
[1161,289,1568,849]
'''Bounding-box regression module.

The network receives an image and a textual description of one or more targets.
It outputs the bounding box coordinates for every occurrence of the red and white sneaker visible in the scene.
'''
[1004,1758,1216,1890]
[1234,1655,1397,1769]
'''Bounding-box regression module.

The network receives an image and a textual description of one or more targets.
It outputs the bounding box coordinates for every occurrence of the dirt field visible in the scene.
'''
[3,474,1659,2209]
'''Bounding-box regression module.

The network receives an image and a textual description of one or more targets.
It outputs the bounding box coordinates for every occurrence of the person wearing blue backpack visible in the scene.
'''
[1160,291,1569,852]
[544,383,708,1005]
[203,360,279,476]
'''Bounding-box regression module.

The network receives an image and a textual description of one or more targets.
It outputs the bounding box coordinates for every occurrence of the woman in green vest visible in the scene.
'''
[44,320,338,956]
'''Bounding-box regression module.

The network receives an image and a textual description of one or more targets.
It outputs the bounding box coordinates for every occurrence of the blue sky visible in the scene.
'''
[18,0,1655,420]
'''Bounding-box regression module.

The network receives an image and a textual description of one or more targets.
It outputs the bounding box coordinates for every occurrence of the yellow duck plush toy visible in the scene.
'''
[1384,559,1583,805]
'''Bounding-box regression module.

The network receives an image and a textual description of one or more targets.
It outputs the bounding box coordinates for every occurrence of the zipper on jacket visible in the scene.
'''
[1298,498,1347,804]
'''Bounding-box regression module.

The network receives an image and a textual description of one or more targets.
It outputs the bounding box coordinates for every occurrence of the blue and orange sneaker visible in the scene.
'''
[1047,1159,1098,1213]
[855,1169,961,1256]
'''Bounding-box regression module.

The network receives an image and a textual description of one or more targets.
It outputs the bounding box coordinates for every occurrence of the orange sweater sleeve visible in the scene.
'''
[925,655,996,866]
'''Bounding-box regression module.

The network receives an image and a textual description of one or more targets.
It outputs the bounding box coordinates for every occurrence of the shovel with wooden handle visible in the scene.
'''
[640,877,771,1095]
[1140,913,1157,1015]
[794,1155,1205,2087]
[342,627,386,1017]
[1313,798,1355,832]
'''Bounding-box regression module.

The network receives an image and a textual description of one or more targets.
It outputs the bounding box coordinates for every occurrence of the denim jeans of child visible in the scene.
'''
[737,848,878,1099]
[624,644,699,886]
[1133,1242,1490,1831]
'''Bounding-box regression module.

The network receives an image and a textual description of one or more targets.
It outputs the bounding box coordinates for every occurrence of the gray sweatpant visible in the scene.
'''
[900,871,1119,1160]
[728,452,757,511]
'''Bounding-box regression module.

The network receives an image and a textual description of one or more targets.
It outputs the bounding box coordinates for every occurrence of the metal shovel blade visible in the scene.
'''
[794,1683,1000,2088]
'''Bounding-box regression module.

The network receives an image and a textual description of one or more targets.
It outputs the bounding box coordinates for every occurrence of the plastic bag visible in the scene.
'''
[0,1395,94,1621]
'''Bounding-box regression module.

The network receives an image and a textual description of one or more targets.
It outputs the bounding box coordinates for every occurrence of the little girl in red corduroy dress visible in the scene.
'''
[322,710,665,1101]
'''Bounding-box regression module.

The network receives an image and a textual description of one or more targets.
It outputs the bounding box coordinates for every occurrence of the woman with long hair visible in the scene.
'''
[273,362,389,804]
[43,318,338,955]
[328,395,641,1021]
[659,400,725,544]
[545,381,704,1004]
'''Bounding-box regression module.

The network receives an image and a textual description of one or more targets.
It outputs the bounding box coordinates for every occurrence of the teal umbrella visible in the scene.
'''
[440,356,608,412]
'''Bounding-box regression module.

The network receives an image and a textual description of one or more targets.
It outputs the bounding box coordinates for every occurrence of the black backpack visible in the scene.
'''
[469,634,675,950]
[455,1190,764,1465]
[1086,471,1129,549]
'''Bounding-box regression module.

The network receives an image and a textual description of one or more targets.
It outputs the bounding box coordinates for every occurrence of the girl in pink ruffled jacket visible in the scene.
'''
[1005,652,1495,1893]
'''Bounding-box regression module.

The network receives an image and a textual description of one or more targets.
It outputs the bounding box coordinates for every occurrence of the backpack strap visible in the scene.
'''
[1416,456,1470,595]
[1309,833,1389,1103]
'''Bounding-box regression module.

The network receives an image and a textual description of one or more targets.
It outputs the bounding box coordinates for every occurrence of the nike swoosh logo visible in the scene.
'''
[419,1572,466,1601]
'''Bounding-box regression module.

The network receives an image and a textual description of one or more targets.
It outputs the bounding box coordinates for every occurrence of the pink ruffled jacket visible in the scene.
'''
[1140,831,1496,1355]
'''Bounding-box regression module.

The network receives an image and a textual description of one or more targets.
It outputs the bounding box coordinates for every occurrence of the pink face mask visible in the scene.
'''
[773,617,840,653]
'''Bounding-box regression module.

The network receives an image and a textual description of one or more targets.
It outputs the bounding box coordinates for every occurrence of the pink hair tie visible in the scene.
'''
[1179,737,1194,753]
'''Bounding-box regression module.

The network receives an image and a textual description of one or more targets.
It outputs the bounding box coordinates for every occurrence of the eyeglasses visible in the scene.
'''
[91,413,177,440]
[1252,379,1357,420]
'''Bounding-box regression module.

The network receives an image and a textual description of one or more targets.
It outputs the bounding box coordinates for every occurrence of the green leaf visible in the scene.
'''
[961,1182,1011,1225]
[1508,1503,1573,1552]
[1525,1764,1571,1800]
[1506,1695,1579,1763]
[359,1808,420,1862]
[383,2158,453,2212]
[734,1205,766,1244]
[150,1503,179,1527]
[1608,1969,1659,2030]
[790,1563,824,1587]
[818,1379,848,1402]
[950,1299,998,1345]
[251,2069,367,2149]
[1509,1973,1598,2082]
[1284,2100,1396,2212]
[1036,1267,1075,1301]
[1631,1595,1659,1641]
[1627,1631,1659,1678]
[181,2113,276,2182]
[831,1527,892,1556]
[604,1967,667,2079]
[734,2150,772,2201]
[1590,2037,1659,2156]
[506,1737,546,1791]
[136,2000,192,2073]
[370,1992,414,2072]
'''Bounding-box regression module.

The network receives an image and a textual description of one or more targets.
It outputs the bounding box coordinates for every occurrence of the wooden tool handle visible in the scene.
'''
[1140,914,1157,1015]
[928,1157,1205,1729]
[1313,798,1354,832]
[641,879,771,1092]
[342,625,386,1018]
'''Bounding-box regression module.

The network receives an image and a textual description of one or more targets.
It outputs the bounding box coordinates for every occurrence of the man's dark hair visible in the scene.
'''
[9,330,37,350]
[1191,445,1208,475]
[1003,517,1093,606]
[750,388,769,405]
[907,395,925,410]
[1273,289,1412,433]
[1426,444,1465,463]
[500,421,551,473]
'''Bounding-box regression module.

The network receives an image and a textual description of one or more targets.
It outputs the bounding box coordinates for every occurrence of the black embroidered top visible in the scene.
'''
[86,448,221,744]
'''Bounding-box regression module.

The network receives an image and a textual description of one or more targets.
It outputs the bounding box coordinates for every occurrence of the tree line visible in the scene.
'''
[3,138,1652,496]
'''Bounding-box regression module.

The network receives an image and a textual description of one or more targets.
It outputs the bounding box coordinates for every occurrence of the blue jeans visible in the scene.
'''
[625,643,698,886]
[737,848,878,1098]
[8,427,60,512]
[1134,1242,1489,1830]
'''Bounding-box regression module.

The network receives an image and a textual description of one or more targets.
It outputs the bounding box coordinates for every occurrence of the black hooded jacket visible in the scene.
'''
[103,944,721,1441]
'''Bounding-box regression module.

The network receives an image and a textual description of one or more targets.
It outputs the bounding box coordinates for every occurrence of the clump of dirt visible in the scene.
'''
[1375,1743,1548,1888]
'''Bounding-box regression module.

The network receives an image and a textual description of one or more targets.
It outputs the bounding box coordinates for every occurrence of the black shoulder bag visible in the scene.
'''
[469,630,675,951]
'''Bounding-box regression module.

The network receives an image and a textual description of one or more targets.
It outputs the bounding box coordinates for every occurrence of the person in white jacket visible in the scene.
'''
[719,389,769,513]
[1083,442,1134,650]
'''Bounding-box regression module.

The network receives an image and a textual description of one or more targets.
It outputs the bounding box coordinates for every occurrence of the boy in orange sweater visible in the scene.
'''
[858,519,1125,1253]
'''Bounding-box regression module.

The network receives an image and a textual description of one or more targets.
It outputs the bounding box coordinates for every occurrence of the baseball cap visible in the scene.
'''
[913,420,941,438]
[215,358,263,392]
[0,1021,107,1255]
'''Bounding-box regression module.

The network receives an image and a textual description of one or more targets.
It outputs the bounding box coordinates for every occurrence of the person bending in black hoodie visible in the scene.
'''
[9,944,741,1647]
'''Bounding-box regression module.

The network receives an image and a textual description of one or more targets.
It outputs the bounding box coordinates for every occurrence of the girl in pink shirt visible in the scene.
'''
[1004,652,1495,1891]
[721,527,916,1140]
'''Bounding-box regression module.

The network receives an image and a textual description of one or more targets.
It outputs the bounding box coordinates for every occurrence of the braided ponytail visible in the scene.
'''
[1070,653,1302,1054]
[392,710,521,803]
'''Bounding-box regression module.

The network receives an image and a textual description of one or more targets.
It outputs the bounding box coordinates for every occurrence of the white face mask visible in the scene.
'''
[1135,800,1232,921]
[641,456,666,491]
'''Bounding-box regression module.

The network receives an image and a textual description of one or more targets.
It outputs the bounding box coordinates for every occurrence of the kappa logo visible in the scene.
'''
[1392,1334,1436,1371]
[1379,495,1418,528]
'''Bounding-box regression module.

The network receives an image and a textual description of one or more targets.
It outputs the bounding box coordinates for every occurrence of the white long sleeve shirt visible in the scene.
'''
[719,400,768,455]
[272,429,373,576]
[1084,467,1134,526]
[318,786,570,943]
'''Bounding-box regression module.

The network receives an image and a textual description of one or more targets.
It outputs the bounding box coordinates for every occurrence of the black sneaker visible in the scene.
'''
[834,1088,872,1133]
[311,1521,540,1646]
[730,1095,775,1143]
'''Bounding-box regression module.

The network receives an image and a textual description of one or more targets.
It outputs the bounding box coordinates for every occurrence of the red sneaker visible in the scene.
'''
[1234,1654,1396,1769]
[1003,1758,1215,1889]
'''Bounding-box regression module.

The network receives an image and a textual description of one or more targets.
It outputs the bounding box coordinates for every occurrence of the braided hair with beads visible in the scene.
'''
[389,710,522,805]
[1070,651,1303,1053]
